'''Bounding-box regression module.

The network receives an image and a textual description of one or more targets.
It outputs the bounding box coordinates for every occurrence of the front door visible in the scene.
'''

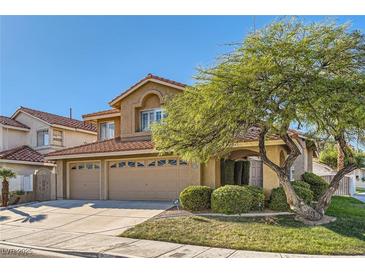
[35,170,51,201]
[249,159,263,187]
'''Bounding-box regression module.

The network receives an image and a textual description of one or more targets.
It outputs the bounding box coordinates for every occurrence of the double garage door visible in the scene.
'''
[69,158,197,201]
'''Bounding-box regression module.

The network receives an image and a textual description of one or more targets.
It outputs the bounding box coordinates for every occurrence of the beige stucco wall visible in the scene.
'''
[0,161,56,199]
[201,158,221,189]
[119,82,182,138]
[14,112,50,150]
[0,126,28,151]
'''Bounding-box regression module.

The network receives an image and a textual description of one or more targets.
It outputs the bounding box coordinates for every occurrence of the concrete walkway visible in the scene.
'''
[354,193,365,202]
[0,232,338,258]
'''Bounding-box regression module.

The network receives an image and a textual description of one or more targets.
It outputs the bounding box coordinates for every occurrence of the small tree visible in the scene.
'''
[319,143,365,170]
[153,19,365,222]
[0,168,16,207]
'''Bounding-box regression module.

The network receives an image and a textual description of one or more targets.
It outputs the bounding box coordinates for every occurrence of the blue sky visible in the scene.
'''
[1,16,365,120]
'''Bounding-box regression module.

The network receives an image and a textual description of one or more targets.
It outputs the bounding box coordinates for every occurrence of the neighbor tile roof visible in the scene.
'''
[0,116,30,129]
[109,73,186,105]
[236,126,300,142]
[82,108,120,119]
[0,145,46,163]
[16,107,96,133]
[46,137,154,157]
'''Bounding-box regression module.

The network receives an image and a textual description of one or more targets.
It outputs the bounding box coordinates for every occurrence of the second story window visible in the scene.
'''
[37,129,49,147]
[53,129,63,146]
[141,109,165,132]
[100,121,115,140]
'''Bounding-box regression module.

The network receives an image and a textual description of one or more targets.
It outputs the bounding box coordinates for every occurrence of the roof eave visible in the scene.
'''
[108,78,185,107]
[45,148,157,160]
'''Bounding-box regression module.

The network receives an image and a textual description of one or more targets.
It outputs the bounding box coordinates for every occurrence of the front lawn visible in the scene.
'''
[121,196,365,255]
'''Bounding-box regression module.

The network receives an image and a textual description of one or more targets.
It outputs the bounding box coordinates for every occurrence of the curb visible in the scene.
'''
[0,241,128,258]
[196,212,293,218]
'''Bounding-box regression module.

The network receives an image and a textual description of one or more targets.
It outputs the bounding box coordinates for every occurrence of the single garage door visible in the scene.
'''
[108,158,199,201]
[69,162,100,199]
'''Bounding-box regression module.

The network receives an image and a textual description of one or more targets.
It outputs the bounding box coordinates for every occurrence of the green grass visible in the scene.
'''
[121,196,365,255]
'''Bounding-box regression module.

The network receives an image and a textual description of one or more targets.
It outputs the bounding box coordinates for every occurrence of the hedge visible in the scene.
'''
[211,185,253,214]
[302,172,329,200]
[269,185,314,211]
[291,180,311,190]
[246,185,265,211]
[179,186,213,211]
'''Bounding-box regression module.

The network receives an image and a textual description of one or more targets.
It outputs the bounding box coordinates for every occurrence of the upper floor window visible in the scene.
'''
[37,129,49,147]
[141,108,165,132]
[100,121,115,140]
[53,129,63,146]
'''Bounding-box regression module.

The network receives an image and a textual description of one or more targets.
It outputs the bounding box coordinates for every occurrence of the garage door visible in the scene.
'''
[69,162,100,199]
[108,158,198,201]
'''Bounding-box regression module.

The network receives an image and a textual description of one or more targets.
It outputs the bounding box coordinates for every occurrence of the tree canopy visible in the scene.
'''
[153,19,365,163]
[152,18,365,221]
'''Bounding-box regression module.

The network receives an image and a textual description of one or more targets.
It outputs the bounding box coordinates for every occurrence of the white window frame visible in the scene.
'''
[140,108,165,132]
[37,129,49,147]
[99,121,115,140]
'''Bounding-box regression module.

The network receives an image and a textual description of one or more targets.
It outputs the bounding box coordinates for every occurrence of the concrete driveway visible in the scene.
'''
[0,200,172,252]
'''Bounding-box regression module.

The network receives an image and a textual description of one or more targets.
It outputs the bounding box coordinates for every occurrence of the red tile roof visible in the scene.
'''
[82,108,120,119]
[0,145,46,163]
[109,73,186,105]
[0,116,30,129]
[236,126,300,142]
[45,127,302,159]
[16,107,96,133]
[46,137,154,157]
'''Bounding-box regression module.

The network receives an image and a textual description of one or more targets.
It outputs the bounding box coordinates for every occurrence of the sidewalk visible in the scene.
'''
[0,234,355,258]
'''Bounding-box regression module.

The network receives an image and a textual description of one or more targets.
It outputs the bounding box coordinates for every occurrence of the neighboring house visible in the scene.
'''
[313,160,365,189]
[46,73,316,201]
[0,107,97,200]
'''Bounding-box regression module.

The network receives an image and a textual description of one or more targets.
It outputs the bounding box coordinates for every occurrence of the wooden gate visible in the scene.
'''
[320,175,352,196]
[35,169,51,201]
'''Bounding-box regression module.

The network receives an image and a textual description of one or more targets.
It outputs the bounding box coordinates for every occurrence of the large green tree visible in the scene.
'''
[153,19,365,222]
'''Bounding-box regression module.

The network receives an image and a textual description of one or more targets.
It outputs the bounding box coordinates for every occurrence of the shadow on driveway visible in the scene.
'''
[8,208,47,223]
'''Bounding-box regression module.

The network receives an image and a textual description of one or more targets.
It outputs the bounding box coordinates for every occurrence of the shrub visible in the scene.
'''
[246,185,265,211]
[211,185,253,214]
[291,180,311,190]
[179,186,213,211]
[269,185,314,211]
[302,172,329,200]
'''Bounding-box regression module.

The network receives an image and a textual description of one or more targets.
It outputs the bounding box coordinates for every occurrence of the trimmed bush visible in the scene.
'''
[179,186,213,211]
[246,185,265,211]
[269,185,314,211]
[291,180,311,190]
[211,185,253,214]
[302,172,329,200]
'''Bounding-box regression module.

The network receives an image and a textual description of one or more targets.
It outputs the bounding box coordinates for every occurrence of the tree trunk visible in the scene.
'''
[1,179,9,207]
[274,166,323,221]
[337,144,345,171]
[258,127,323,221]
[315,163,357,214]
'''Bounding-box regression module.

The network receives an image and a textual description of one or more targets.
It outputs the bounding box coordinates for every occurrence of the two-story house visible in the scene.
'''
[0,107,97,199]
[46,74,316,201]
